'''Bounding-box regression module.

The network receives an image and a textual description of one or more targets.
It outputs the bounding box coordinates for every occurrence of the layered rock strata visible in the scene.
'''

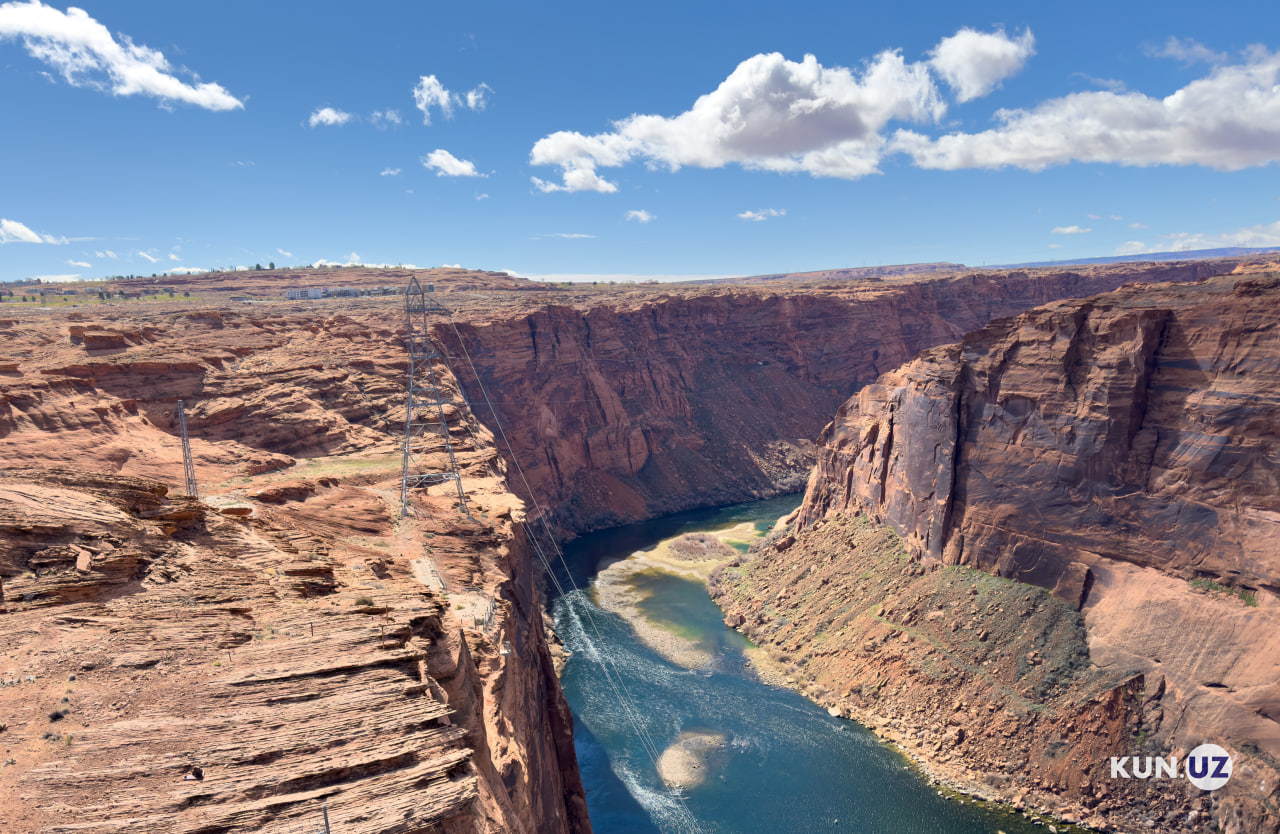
[0,294,588,834]
[442,260,1229,536]
[721,273,1280,833]
[0,260,1263,832]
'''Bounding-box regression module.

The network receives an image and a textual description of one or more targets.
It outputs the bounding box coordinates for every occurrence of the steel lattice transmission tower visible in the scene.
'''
[400,277,471,519]
[177,399,199,498]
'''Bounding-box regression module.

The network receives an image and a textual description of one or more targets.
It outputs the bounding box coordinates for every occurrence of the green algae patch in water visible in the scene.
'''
[632,570,752,657]
[592,519,764,668]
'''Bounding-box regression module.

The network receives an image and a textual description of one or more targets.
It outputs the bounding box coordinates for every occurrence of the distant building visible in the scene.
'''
[286,287,323,300]
[324,287,361,298]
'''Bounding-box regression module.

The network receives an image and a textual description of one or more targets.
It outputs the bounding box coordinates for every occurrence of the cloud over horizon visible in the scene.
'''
[1118,219,1280,255]
[0,0,242,110]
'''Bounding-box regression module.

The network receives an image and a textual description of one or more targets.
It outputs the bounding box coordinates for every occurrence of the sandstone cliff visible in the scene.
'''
[442,260,1230,536]
[718,272,1280,834]
[0,295,588,834]
[0,259,1260,832]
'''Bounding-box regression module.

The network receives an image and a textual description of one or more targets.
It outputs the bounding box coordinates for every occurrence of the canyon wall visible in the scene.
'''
[441,260,1228,536]
[0,259,1256,832]
[718,273,1280,834]
[799,274,1280,600]
[0,301,588,834]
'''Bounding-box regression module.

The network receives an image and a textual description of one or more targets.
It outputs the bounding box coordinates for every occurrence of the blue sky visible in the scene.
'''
[2,0,1279,283]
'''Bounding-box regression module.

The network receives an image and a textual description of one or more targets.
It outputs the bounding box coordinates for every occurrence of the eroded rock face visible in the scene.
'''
[773,273,1280,833]
[0,287,588,834]
[444,261,1228,536]
[0,260,1256,832]
[801,274,1280,599]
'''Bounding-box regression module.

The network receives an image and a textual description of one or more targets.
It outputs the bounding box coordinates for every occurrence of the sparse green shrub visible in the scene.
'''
[354,596,374,607]
[1190,577,1258,606]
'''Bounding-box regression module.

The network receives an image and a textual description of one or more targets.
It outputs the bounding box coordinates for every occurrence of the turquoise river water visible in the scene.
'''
[550,494,1063,834]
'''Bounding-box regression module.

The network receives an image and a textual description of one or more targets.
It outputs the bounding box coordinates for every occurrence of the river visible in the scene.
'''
[550,494,1071,834]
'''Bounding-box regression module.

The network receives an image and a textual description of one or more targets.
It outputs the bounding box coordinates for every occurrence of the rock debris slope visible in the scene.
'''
[717,272,1280,834]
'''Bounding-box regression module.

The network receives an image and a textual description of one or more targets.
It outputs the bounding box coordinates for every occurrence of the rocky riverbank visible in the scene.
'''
[716,272,1280,834]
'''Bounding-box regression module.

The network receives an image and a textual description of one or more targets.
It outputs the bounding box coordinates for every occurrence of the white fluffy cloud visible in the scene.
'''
[895,48,1280,172]
[309,106,351,127]
[738,208,786,222]
[0,0,242,110]
[532,170,618,194]
[421,149,485,177]
[94,248,116,258]
[625,209,655,223]
[1,217,42,242]
[928,27,1034,102]
[413,75,452,124]
[380,167,401,176]
[1051,225,1091,235]
[1,217,64,243]
[67,258,90,267]
[530,45,955,191]
[137,250,159,263]
[413,75,490,125]
[277,247,292,258]
[531,31,1280,190]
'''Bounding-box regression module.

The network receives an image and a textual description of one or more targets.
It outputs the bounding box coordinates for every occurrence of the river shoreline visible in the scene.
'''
[597,523,1097,834]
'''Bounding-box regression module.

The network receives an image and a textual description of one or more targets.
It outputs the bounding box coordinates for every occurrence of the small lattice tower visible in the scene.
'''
[177,399,199,498]
[400,276,471,518]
